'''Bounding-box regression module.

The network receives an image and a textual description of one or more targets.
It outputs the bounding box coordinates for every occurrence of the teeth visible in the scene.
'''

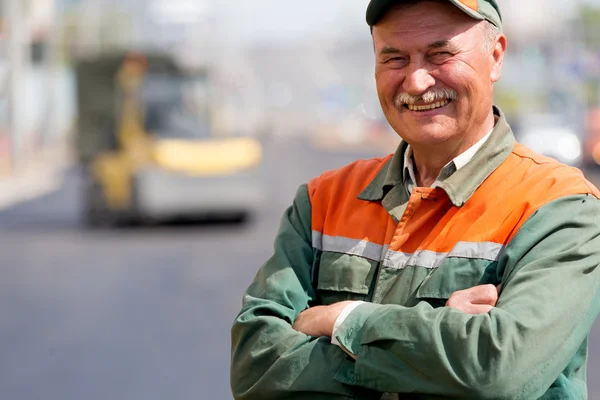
[407,99,449,111]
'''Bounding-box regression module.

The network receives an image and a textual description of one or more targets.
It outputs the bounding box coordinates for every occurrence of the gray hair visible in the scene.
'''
[481,21,501,53]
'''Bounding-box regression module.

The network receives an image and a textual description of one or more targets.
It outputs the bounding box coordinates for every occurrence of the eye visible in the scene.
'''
[429,52,453,63]
[384,57,408,67]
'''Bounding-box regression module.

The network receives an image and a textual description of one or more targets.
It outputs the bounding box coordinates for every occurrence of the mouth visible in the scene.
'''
[404,99,451,112]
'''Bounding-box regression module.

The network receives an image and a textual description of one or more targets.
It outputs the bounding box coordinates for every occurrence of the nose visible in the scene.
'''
[403,62,435,96]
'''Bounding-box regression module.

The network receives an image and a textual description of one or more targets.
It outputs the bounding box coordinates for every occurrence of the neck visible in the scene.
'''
[414,157,447,187]
[411,114,495,187]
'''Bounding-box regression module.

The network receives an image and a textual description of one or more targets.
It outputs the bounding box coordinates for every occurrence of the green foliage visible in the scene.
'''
[578,5,600,48]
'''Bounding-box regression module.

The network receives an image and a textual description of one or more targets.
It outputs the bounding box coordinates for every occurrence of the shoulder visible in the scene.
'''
[508,143,600,200]
[307,154,393,198]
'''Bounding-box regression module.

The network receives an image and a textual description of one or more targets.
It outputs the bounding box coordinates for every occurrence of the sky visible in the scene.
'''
[63,0,600,46]
[217,0,368,44]
[213,0,584,45]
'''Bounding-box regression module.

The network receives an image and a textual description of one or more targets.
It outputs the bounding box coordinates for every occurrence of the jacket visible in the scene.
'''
[231,108,600,399]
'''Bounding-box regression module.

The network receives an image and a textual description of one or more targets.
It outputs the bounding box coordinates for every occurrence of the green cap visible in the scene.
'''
[366,0,502,31]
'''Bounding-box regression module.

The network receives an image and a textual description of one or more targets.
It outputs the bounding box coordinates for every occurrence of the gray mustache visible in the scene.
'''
[395,89,458,107]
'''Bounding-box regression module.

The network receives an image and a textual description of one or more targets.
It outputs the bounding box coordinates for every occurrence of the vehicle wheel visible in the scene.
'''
[84,179,120,228]
[126,174,144,226]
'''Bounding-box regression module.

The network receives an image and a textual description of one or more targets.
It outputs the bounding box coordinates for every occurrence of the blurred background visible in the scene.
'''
[2,0,600,399]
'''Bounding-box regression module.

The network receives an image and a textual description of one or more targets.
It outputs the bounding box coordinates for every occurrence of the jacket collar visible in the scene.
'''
[358,106,515,207]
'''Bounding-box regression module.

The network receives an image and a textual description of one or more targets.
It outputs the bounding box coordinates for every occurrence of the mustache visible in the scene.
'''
[395,88,458,108]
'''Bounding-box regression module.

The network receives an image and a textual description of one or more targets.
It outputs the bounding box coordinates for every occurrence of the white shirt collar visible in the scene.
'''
[403,128,494,189]
[452,129,493,170]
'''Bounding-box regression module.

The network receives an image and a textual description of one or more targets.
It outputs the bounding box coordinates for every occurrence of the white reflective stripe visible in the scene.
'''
[383,241,504,270]
[312,231,387,261]
[312,230,323,249]
[313,231,504,268]
[384,249,445,270]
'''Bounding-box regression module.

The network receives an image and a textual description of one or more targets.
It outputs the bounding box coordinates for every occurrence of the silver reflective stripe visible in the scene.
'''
[312,231,387,261]
[313,231,504,268]
[383,241,504,270]
[312,230,323,250]
[384,249,445,270]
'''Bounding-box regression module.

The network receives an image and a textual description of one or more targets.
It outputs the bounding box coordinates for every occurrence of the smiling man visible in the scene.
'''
[231,1,600,399]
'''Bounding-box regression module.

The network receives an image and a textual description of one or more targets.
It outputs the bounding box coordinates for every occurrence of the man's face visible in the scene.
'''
[372,1,505,148]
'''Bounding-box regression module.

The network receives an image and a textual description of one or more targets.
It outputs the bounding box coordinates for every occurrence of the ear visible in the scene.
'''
[490,34,507,83]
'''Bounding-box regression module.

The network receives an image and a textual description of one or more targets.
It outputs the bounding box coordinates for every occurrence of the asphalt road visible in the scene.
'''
[1,136,600,400]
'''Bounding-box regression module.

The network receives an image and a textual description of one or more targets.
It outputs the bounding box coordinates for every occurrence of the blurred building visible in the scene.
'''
[0,0,77,174]
[3,0,600,168]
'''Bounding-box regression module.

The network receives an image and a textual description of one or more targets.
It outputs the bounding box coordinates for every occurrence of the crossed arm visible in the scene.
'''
[293,284,500,338]
[230,187,600,400]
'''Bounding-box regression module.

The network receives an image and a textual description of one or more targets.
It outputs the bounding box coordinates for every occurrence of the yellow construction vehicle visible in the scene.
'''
[75,52,264,226]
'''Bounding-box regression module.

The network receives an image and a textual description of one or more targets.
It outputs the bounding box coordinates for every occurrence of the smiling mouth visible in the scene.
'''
[404,99,451,112]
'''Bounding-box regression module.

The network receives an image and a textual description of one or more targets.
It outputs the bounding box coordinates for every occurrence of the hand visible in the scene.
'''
[445,284,501,314]
[293,301,355,337]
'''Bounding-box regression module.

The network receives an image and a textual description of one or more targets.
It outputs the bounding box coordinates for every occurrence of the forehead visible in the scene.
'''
[373,1,479,48]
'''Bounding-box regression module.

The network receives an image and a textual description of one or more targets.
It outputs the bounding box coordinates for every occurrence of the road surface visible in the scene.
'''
[1,136,599,399]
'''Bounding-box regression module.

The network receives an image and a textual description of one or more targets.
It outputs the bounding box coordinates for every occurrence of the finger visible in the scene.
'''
[465,284,498,306]
[445,294,495,314]
[292,316,313,335]
[292,307,327,337]
[466,304,494,314]
[452,304,494,315]
[470,298,498,306]
[292,309,310,331]
[446,294,494,308]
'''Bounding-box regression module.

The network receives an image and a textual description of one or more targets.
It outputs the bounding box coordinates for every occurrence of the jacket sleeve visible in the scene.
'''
[332,194,600,399]
[230,184,381,400]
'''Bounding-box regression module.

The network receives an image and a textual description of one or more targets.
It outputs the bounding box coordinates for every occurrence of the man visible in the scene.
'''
[231,1,600,398]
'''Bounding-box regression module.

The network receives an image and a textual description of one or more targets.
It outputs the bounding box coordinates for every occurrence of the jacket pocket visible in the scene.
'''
[415,257,499,304]
[317,252,378,305]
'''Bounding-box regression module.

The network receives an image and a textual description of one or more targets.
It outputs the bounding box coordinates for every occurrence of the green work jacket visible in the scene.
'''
[231,108,600,399]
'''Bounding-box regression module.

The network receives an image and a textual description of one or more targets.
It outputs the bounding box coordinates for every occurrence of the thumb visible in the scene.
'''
[466,304,494,315]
